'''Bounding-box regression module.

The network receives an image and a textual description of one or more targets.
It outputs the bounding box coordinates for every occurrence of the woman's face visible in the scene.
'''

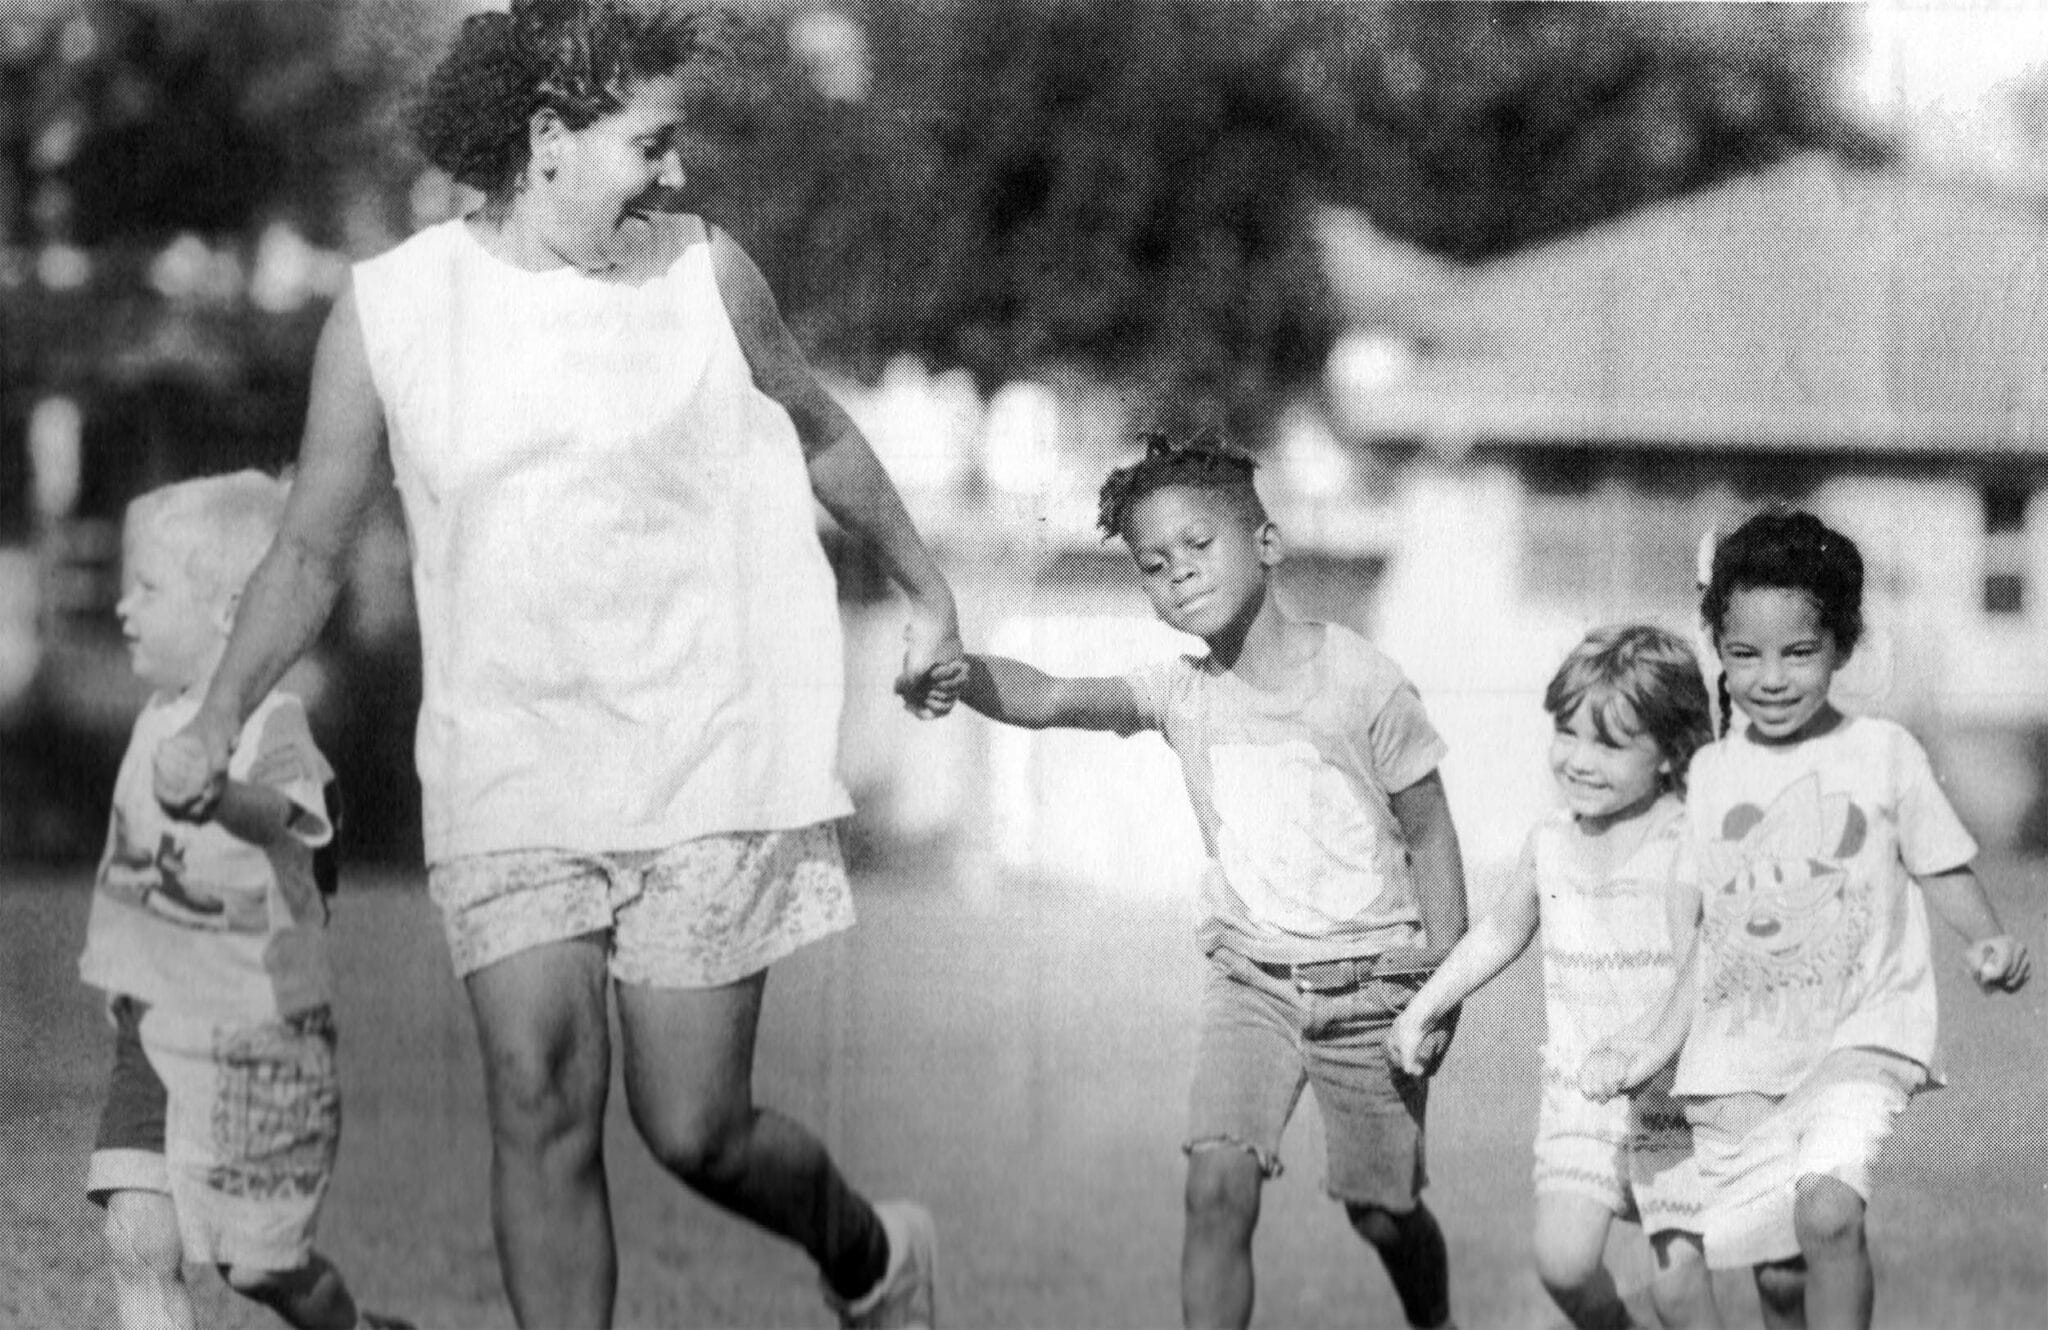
[543,72,688,261]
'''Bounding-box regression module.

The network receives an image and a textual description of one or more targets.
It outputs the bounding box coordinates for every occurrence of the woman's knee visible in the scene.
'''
[635,1093,751,1187]
[102,1194,182,1279]
[484,1038,608,1156]
[1793,1175,1866,1256]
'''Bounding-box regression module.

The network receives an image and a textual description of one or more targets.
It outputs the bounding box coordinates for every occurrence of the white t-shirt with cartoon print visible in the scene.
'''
[1122,623,1448,964]
[1673,716,1976,1097]
[78,691,338,1024]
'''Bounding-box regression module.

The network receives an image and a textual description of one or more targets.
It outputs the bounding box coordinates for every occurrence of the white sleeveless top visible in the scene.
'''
[352,216,852,863]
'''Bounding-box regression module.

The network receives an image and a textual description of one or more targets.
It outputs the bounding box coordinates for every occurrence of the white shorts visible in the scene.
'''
[428,823,856,985]
[88,999,339,1271]
[1532,1062,1704,1236]
[1683,1048,1923,1270]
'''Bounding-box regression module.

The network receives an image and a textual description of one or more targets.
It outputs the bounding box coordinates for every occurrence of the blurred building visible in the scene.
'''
[1324,152,2048,856]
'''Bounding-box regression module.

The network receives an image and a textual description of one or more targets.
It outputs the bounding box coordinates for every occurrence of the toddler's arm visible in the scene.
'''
[960,654,1144,733]
[210,779,317,850]
[1919,865,2031,993]
[1389,862,1537,1076]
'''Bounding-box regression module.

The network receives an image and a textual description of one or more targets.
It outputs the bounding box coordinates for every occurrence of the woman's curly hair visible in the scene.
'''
[413,0,703,199]
[1096,430,1267,541]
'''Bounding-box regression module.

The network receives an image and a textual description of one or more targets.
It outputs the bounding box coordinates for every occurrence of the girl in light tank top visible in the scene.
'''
[1392,626,1720,1329]
[151,4,962,1326]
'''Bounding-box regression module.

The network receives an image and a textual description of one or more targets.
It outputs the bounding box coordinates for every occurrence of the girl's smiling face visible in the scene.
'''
[1548,694,1669,828]
[1717,585,1846,743]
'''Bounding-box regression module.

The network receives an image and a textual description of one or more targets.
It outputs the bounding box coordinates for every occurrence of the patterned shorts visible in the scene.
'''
[88,997,340,1271]
[427,822,856,986]
[1532,1060,1703,1236]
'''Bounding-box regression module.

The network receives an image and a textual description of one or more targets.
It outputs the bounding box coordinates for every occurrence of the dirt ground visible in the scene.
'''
[3,859,2043,1329]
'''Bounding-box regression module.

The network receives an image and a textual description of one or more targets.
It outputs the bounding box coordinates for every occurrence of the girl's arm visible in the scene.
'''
[1389,861,1538,1075]
[1919,865,2032,992]
[711,229,961,716]
[154,283,390,820]
[1581,930,1701,1101]
[961,655,1144,733]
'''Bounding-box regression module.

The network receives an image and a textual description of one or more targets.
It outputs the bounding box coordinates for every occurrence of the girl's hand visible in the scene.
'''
[1388,1009,1427,1075]
[1966,935,2032,993]
[1578,1045,1636,1102]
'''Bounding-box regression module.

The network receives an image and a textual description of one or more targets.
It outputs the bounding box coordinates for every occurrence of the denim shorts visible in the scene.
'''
[427,823,855,986]
[1185,945,1429,1210]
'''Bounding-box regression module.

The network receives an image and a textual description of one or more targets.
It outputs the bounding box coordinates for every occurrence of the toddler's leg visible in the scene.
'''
[1345,1200,1453,1329]
[1753,1257,1807,1330]
[1646,1230,1719,1330]
[1182,1143,1264,1330]
[1792,1175,1870,1330]
[221,1252,355,1330]
[102,1190,194,1330]
[1530,1192,1630,1329]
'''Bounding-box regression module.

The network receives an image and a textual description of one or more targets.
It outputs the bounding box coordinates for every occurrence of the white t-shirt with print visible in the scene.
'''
[78,691,338,1024]
[1673,716,1975,1097]
[1122,622,1448,964]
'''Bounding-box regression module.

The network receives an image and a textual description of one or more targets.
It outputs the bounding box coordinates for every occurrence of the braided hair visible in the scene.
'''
[1699,507,1865,736]
[413,0,703,201]
[1096,430,1267,541]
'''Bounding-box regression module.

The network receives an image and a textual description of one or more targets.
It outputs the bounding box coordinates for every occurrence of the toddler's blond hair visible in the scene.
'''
[125,470,289,608]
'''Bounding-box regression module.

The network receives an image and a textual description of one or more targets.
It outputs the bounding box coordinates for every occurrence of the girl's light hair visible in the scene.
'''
[125,470,290,607]
[1544,623,1714,792]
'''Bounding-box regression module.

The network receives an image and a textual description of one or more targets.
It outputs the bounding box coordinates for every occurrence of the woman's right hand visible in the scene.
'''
[153,710,238,822]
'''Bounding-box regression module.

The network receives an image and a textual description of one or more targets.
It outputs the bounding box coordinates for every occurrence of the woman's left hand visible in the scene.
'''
[896,599,966,719]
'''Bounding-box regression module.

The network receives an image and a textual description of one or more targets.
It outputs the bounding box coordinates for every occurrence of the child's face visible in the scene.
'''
[1716,586,1844,743]
[1122,485,1275,641]
[1548,695,1669,826]
[116,527,228,696]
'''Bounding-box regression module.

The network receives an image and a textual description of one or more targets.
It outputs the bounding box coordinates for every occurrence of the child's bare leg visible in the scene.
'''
[1182,1143,1263,1330]
[1345,1199,1454,1329]
[1647,1230,1719,1330]
[1793,1176,1871,1330]
[222,1252,357,1330]
[1753,1257,1807,1330]
[103,1191,194,1330]
[1531,1192,1631,1329]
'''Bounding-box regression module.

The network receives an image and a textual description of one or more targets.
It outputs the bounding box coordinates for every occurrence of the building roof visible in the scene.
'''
[1328,154,2048,458]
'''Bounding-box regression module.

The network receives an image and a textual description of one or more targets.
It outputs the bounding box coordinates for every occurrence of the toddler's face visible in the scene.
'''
[116,528,226,696]
[1122,486,1273,641]
[1715,586,1843,744]
[1548,695,1668,827]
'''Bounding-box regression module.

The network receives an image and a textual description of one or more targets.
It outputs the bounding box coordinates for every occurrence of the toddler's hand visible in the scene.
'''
[1967,935,2031,993]
[1578,1045,1635,1102]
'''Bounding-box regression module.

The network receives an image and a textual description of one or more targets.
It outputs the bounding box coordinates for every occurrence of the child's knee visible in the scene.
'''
[1184,1141,1263,1227]
[1344,1199,1428,1251]
[1531,1226,1605,1296]
[1754,1257,1806,1314]
[1647,1235,1713,1324]
[220,1258,316,1303]
[102,1192,182,1279]
[1792,1174,1866,1255]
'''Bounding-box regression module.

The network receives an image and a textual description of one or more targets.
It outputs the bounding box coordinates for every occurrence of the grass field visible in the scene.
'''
[3,859,2043,1330]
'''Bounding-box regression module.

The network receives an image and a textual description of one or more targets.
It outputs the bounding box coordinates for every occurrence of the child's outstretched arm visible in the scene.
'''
[1389,856,1537,1076]
[1920,865,2032,993]
[960,654,1144,733]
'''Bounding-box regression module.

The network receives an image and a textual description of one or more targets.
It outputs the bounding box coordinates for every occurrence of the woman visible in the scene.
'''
[152,4,960,1326]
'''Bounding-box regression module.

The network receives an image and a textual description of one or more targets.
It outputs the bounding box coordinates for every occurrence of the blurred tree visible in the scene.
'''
[1308,1,1887,262]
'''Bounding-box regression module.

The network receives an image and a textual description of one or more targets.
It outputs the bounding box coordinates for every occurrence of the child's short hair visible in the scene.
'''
[125,470,290,607]
[1544,624,1714,792]
[1700,507,1864,655]
[1096,430,1268,540]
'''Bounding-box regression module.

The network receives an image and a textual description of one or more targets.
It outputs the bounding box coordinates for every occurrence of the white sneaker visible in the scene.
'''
[829,1200,938,1329]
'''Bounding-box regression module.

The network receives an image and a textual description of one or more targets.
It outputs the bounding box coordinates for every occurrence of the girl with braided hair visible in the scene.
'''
[150,3,959,1325]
